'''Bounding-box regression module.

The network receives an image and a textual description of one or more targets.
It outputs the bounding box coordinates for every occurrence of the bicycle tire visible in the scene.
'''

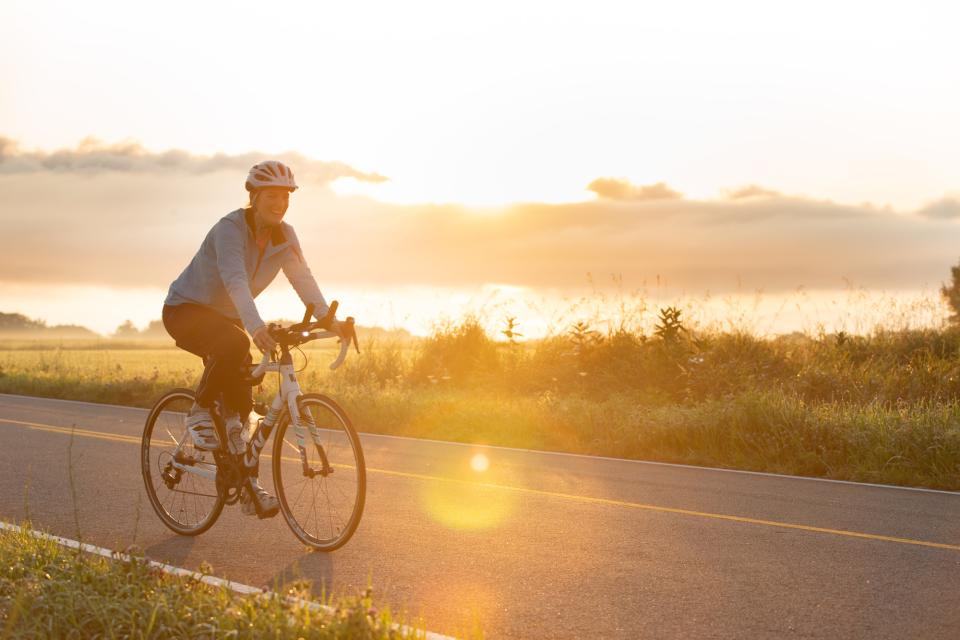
[141,388,225,535]
[272,393,366,551]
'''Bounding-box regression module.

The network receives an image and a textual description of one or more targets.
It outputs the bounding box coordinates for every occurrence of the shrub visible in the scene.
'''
[408,316,501,387]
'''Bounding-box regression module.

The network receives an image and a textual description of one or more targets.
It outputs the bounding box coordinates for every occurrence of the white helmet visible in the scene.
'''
[245,160,298,192]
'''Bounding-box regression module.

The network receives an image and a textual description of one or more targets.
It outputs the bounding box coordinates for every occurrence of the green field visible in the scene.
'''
[3,316,960,490]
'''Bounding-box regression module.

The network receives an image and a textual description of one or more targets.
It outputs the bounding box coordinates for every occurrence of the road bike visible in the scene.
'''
[140,302,365,551]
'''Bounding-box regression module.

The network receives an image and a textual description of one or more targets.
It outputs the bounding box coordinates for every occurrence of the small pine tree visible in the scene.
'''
[653,306,685,342]
[941,260,960,323]
[568,320,600,354]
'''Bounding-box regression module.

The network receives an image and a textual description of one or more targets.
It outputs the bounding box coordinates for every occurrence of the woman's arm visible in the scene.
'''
[213,219,267,334]
[281,226,331,321]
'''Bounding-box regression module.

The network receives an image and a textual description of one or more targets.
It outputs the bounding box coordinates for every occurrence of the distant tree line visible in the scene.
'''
[0,312,97,338]
[112,319,168,339]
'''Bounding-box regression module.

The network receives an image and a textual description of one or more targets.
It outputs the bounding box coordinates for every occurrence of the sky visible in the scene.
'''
[1,0,959,336]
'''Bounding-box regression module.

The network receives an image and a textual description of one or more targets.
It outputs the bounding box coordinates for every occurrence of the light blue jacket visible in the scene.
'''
[165,208,329,334]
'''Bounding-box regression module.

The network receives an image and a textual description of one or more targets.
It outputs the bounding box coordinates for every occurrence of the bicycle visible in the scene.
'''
[140,302,365,551]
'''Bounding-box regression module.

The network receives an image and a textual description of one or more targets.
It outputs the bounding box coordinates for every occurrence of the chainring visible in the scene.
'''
[214,453,246,505]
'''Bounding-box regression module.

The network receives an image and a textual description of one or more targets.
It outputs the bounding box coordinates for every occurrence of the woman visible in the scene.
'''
[162,160,343,517]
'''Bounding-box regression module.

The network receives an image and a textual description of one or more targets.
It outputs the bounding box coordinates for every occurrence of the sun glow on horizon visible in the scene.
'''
[0,280,950,341]
[3,1,960,333]
[328,171,596,209]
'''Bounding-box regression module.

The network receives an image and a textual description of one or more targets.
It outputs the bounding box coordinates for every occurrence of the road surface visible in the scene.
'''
[2,393,960,638]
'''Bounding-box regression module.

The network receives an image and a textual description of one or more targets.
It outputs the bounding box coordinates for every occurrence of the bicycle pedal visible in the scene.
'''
[242,497,279,519]
[256,503,280,519]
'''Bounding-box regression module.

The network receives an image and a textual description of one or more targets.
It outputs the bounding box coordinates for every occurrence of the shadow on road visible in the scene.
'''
[145,535,197,567]
[272,551,335,593]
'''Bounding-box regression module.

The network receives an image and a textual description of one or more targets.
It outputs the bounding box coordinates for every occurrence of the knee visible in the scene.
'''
[231,330,251,353]
[209,329,250,364]
[226,331,250,362]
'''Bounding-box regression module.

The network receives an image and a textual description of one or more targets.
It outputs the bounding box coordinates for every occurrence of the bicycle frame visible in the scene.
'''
[244,347,318,477]
[167,330,350,484]
[143,301,365,548]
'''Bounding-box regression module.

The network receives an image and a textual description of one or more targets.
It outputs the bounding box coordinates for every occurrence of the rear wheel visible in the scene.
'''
[273,393,366,551]
[141,388,224,535]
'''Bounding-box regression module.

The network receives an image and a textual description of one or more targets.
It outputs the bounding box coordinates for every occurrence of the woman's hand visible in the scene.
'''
[331,319,353,340]
[252,325,277,353]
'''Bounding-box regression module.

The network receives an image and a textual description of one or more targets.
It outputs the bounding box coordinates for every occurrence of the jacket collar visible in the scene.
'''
[243,207,287,246]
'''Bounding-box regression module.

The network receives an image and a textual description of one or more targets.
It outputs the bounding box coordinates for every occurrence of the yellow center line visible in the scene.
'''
[3,416,960,552]
[2,418,141,445]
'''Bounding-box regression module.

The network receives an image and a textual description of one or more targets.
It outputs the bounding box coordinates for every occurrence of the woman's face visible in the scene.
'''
[253,187,291,227]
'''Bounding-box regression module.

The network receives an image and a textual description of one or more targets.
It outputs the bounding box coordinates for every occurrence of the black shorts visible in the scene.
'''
[162,303,253,414]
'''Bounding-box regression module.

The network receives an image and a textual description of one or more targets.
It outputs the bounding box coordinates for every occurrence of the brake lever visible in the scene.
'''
[290,302,339,333]
[345,317,360,353]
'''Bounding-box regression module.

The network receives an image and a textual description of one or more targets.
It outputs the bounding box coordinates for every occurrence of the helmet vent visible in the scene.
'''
[246,160,298,191]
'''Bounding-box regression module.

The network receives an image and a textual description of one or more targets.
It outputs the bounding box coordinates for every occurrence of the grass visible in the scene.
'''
[0,523,434,639]
[3,315,960,489]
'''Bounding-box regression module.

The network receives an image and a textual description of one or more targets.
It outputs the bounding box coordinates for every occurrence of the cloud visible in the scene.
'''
[1,159,958,296]
[724,184,782,200]
[587,178,682,201]
[0,136,388,186]
[916,198,960,220]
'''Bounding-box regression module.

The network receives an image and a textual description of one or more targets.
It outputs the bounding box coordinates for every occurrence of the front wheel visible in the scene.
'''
[141,388,225,535]
[272,393,366,551]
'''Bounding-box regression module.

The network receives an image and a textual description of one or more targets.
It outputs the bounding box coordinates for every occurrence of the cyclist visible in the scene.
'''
[162,160,345,517]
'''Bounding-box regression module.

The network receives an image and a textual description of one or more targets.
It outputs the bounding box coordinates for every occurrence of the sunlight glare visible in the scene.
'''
[420,456,514,530]
[470,453,490,473]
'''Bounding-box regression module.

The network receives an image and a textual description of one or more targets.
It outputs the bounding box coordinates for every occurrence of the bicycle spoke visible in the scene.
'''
[163,488,219,499]
[311,476,323,538]
[273,395,364,550]
[164,426,181,447]
[320,478,336,536]
[142,391,223,535]
[291,474,310,510]
[332,479,353,507]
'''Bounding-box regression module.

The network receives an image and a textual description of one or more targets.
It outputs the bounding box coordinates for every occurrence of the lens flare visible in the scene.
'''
[470,453,490,473]
[420,452,514,530]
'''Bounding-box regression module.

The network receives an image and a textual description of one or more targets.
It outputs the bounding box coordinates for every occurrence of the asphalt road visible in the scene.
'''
[2,393,960,639]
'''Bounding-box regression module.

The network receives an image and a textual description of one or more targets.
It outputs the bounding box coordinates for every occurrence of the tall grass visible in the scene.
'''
[0,524,429,639]
[3,306,960,489]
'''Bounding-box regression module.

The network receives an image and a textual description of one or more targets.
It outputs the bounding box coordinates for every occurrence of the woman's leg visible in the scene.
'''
[162,304,252,414]
[162,304,276,515]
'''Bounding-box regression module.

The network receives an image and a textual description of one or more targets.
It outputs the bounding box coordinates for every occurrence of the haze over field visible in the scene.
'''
[1,1,958,336]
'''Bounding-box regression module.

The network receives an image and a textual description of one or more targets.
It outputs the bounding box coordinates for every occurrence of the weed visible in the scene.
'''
[0,524,427,638]
[6,311,960,488]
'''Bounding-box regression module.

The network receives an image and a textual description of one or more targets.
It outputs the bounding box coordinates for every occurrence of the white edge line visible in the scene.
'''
[0,520,455,640]
[3,392,958,497]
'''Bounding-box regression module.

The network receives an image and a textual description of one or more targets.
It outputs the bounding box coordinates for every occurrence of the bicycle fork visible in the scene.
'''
[241,371,332,478]
[288,395,333,478]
